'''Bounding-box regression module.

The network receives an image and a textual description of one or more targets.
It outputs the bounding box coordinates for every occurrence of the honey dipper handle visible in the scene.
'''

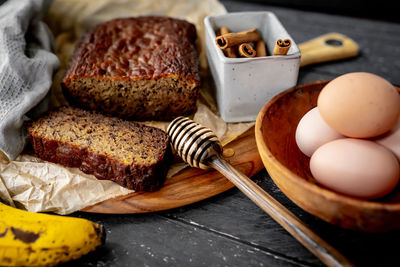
[299,32,359,67]
[209,155,353,267]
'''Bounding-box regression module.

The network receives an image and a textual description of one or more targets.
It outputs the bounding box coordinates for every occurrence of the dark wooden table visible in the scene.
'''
[63,1,400,266]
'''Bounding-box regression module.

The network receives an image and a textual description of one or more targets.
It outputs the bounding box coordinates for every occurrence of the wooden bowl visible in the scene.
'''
[255,80,400,232]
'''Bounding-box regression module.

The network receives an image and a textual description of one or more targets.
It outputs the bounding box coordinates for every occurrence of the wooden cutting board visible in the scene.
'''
[82,126,264,214]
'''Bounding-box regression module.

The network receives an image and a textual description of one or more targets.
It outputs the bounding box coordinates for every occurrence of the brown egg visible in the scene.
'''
[374,119,400,161]
[310,138,400,199]
[318,72,400,138]
[295,107,344,157]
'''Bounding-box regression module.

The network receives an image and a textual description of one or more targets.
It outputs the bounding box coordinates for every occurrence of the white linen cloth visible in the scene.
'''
[0,0,60,160]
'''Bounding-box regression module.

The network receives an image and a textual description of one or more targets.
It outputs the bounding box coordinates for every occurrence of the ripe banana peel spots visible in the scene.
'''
[0,202,105,266]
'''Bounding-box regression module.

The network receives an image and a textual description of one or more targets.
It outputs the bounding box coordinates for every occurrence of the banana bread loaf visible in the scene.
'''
[62,16,200,121]
[28,106,171,191]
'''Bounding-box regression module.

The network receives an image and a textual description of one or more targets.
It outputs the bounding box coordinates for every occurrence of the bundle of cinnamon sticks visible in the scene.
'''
[215,27,291,58]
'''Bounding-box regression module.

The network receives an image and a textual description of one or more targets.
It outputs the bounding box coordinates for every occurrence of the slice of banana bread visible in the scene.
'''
[27,106,171,191]
[62,16,200,121]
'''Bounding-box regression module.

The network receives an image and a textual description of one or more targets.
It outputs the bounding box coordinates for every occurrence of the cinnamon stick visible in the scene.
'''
[216,28,260,49]
[219,26,237,58]
[238,43,256,58]
[273,39,292,55]
[256,40,267,57]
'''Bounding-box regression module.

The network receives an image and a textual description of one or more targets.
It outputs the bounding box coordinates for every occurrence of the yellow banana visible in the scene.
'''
[0,202,105,266]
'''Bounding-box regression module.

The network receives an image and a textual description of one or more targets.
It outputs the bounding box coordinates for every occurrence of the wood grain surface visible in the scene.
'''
[64,1,400,266]
[83,127,264,213]
[256,81,400,232]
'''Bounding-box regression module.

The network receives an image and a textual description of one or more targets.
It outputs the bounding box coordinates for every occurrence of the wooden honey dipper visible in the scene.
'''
[167,117,353,267]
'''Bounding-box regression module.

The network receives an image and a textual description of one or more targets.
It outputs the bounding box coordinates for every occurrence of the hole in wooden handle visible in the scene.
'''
[325,38,343,47]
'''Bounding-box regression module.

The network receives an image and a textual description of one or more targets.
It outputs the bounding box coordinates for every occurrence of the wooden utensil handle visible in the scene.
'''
[209,155,353,267]
[299,32,359,67]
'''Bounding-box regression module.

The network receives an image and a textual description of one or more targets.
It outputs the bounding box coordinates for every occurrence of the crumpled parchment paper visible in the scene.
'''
[0,0,255,214]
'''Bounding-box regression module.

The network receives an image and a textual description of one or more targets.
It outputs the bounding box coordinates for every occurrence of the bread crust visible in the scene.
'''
[62,16,200,121]
[27,107,171,191]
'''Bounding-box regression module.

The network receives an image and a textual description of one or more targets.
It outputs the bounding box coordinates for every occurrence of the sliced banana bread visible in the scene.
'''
[62,16,200,121]
[27,106,171,191]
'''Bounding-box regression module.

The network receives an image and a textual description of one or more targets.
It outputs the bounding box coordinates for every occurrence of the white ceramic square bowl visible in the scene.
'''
[204,12,301,122]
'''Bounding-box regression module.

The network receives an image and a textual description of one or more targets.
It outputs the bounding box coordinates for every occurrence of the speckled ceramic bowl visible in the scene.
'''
[204,11,300,122]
